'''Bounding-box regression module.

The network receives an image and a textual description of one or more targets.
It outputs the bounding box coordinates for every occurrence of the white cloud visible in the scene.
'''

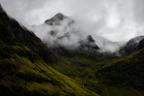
[1,0,144,52]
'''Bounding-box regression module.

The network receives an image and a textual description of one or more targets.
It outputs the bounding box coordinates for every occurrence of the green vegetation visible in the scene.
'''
[50,49,144,96]
[0,53,97,96]
[96,48,144,89]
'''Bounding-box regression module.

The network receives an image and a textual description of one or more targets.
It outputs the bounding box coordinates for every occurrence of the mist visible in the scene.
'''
[1,0,144,52]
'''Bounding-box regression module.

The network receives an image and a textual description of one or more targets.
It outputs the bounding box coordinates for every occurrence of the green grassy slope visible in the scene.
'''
[96,48,144,89]
[0,54,97,96]
[50,50,144,96]
[49,46,144,96]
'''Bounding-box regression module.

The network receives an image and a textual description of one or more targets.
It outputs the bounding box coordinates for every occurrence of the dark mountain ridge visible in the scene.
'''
[119,36,144,55]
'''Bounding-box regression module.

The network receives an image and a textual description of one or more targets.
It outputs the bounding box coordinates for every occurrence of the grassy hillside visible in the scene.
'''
[49,46,144,96]
[96,48,144,89]
[49,50,144,96]
[0,48,96,96]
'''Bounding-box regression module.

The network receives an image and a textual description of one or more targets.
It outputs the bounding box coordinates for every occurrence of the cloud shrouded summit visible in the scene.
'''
[0,0,144,52]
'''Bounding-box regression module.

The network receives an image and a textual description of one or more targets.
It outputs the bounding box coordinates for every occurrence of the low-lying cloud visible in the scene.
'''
[1,0,144,52]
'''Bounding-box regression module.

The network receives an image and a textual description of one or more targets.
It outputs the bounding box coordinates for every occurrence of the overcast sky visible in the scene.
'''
[0,0,144,42]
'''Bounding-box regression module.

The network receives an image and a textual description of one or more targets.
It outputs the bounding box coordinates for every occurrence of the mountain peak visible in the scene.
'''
[53,13,65,20]
[45,13,67,25]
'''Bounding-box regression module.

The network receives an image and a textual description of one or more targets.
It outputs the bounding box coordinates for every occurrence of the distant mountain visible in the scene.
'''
[45,13,74,26]
[120,36,144,54]
[45,13,75,38]
[79,35,99,51]
[43,13,122,53]
[44,13,100,52]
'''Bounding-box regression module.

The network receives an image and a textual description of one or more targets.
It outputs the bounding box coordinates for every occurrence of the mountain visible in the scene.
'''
[0,5,98,96]
[44,13,76,47]
[45,13,74,26]
[79,35,99,51]
[120,36,144,54]
[44,13,100,55]
[1,3,144,96]
[44,13,122,53]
